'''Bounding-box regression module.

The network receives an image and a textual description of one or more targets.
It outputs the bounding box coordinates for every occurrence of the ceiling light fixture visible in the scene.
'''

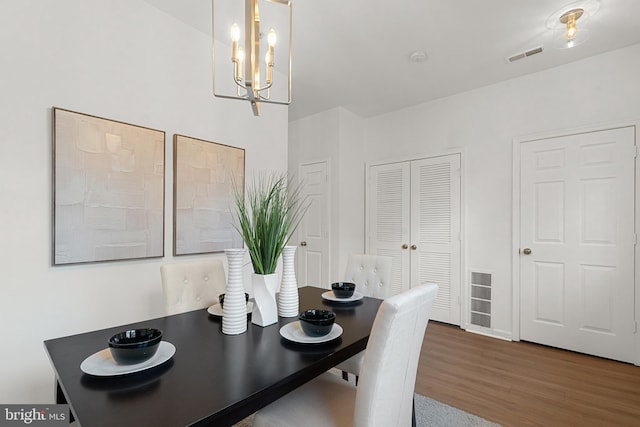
[560,8,584,48]
[212,0,292,116]
[546,0,600,50]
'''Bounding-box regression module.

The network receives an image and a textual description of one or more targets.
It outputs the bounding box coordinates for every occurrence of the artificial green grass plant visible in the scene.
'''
[232,172,308,275]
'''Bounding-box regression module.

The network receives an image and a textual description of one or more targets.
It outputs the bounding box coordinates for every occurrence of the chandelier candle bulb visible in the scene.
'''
[267,28,277,49]
[236,47,244,82]
[266,29,276,84]
[265,53,272,84]
[230,23,240,60]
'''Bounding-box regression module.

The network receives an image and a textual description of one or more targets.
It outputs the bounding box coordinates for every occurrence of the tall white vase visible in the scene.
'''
[251,273,279,327]
[223,249,248,335]
[278,245,299,317]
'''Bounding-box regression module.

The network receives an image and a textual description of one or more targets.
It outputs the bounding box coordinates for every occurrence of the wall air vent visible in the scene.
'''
[470,271,492,328]
[507,46,544,63]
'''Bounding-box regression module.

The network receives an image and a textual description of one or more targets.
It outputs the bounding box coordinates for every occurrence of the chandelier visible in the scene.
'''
[212,0,292,116]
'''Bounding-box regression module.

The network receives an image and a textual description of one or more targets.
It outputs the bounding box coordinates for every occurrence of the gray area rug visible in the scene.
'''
[233,393,501,427]
[414,393,501,427]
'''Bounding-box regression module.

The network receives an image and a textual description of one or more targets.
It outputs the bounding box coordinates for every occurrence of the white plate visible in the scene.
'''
[207,302,254,317]
[80,341,176,377]
[321,291,364,303]
[279,321,343,344]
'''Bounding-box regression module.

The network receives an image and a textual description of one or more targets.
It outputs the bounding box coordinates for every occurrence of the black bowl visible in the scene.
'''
[108,328,162,365]
[218,292,250,308]
[331,282,356,299]
[298,310,336,337]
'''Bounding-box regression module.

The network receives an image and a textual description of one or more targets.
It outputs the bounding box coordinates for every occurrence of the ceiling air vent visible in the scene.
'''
[507,46,544,63]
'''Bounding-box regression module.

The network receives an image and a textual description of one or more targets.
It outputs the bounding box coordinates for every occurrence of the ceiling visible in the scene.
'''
[144,0,640,122]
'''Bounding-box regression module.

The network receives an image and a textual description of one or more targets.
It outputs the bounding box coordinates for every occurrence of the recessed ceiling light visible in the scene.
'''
[409,51,428,63]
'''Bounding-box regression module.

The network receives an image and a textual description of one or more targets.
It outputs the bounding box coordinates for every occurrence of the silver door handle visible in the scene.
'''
[300,241,307,246]
[522,248,532,255]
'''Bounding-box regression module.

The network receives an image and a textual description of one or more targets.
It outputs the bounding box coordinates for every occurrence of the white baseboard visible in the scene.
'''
[464,325,513,341]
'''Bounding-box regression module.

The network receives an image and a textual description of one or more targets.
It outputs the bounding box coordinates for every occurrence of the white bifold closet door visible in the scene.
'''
[368,153,461,325]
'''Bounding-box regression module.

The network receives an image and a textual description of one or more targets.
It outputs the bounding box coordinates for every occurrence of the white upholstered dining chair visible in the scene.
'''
[160,260,227,315]
[343,253,393,299]
[336,253,392,381]
[253,282,438,427]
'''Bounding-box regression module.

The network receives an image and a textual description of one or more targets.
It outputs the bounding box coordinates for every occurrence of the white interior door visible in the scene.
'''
[297,161,330,287]
[368,161,411,295]
[519,127,636,363]
[411,155,461,324]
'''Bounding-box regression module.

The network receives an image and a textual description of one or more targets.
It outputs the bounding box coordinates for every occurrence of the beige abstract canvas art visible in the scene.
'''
[173,134,245,255]
[53,108,165,265]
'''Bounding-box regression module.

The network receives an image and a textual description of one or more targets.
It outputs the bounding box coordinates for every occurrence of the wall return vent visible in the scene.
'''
[470,271,492,328]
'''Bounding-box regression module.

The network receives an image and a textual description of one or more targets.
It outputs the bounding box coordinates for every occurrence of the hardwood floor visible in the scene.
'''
[415,322,640,427]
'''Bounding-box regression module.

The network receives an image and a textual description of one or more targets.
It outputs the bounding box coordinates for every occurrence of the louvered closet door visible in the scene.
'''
[368,154,461,325]
[368,162,411,296]
[411,155,461,324]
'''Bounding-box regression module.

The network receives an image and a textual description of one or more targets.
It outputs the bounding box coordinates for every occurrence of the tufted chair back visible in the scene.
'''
[160,260,227,315]
[344,254,392,299]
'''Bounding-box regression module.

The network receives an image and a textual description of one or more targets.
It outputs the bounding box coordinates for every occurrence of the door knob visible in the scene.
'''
[522,247,532,255]
[300,241,307,246]
[411,244,417,250]
[402,244,408,249]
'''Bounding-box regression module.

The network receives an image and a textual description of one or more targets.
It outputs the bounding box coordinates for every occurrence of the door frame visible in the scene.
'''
[511,120,640,364]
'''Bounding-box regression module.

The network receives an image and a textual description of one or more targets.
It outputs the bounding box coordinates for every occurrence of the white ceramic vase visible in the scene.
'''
[251,273,279,327]
[278,245,299,317]
[222,249,248,335]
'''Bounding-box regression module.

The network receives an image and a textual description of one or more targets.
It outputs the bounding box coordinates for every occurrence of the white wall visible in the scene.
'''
[288,107,365,282]
[0,0,288,403]
[335,108,366,277]
[290,43,640,338]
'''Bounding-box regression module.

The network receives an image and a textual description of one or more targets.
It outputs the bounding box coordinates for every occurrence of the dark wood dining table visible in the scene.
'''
[44,286,382,427]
